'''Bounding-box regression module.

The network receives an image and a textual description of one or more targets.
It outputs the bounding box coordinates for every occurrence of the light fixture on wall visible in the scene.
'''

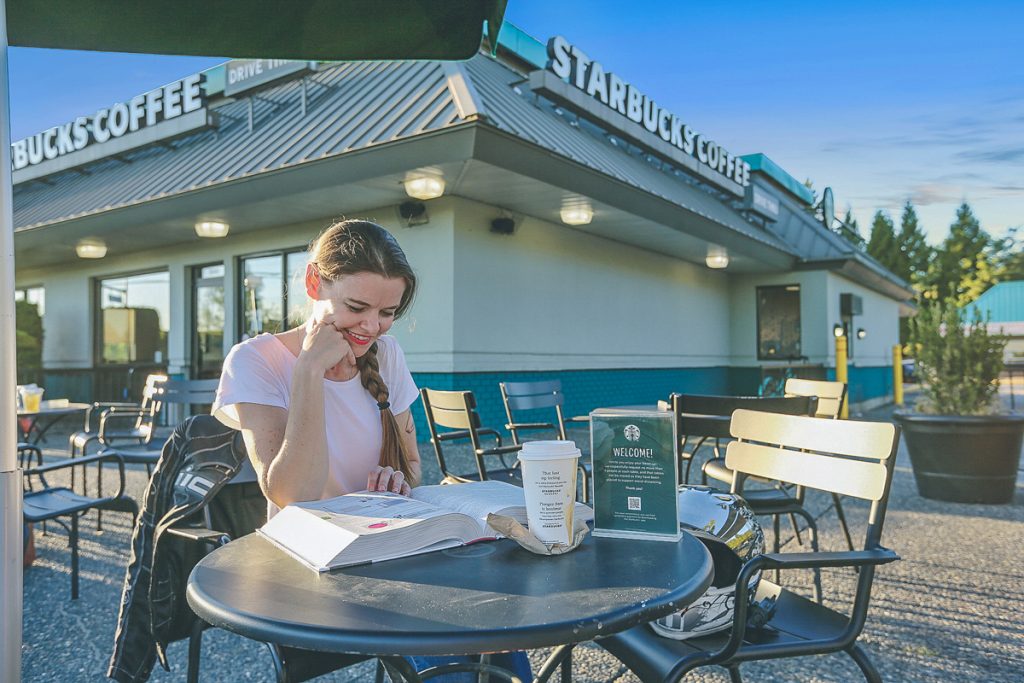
[404,175,445,201]
[559,198,593,226]
[397,200,429,227]
[857,328,867,339]
[75,239,107,259]
[833,323,846,338]
[195,220,230,238]
[705,245,729,269]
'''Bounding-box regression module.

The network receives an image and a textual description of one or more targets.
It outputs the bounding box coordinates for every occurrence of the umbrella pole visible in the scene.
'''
[0,1,24,679]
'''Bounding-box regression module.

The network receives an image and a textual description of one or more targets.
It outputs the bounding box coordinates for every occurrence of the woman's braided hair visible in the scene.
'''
[310,219,417,478]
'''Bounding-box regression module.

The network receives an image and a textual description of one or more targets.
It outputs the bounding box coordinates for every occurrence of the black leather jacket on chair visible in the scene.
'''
[107,414,262,682]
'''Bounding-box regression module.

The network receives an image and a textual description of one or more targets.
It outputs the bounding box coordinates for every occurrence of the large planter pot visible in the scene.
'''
[893,412,1024,504]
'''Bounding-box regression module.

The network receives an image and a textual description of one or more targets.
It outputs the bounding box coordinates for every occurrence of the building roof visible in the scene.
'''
[11,22,911,300]
[967,281,1024,323]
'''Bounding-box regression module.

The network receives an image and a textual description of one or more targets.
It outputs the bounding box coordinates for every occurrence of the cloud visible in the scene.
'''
[956,147,1024,163]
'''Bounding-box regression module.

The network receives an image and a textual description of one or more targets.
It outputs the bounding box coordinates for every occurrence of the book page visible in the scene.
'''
[297,491,450,535]
[412,481,530,525]
[412,481,594,526]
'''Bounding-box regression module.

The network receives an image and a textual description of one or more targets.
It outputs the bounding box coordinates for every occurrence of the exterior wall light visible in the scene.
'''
[857,328,867,339]
[833,323,846,338]
[195,220,230,238]
[705,246,729,269]
[559,203,593,225]
[404,176,445,200]
[75,239,107,259]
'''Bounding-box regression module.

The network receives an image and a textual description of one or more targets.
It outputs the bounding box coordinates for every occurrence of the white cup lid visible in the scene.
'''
[517,440,581,461]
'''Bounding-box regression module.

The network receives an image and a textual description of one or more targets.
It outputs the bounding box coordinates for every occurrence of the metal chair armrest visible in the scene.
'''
[670,547,900,675]
[25,452,129,501]
[505,421,556,432]
[99,408,148,433]
[478,443,524,457]
[476,427,504,447]
[759,547,900,570]
[436,430,472,443]
[165,526,232,546]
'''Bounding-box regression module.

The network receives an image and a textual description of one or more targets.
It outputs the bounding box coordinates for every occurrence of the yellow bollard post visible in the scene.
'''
[893,344,904,406]
[835,335,849,419]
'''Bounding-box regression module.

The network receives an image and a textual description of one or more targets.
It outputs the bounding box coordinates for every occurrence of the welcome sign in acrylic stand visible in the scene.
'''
[590,408,680,541]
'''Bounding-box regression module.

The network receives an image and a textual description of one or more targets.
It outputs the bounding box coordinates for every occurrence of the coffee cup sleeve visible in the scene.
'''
[485,513,589,556]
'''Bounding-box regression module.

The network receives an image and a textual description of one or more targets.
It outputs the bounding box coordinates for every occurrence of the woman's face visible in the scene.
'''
[309,269,407,357]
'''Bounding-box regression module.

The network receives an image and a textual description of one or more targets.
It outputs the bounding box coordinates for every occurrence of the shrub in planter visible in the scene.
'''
[894,300,1023,503]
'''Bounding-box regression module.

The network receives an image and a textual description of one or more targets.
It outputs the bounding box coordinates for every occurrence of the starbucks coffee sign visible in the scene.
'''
[11,73,206,172]
[545,36,750,189]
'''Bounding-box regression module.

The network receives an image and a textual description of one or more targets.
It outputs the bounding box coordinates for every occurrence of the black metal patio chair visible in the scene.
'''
[597,409,901,683]
[23,451,138,599]
[420,387,522,485]
[499,379,591,501]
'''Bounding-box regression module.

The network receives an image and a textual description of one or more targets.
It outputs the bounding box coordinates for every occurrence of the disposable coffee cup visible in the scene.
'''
[517,440,581,546]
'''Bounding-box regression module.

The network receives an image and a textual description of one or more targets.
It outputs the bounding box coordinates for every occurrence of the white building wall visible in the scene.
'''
[728,270,900,369]
[16,202,459,376]
[450,198,731,372]
[824,272,900,368]
[729,271,830,366]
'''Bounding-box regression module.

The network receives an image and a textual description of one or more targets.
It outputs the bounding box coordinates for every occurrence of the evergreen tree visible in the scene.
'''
[923,202,998,305]
[998,227,1024,281]
[866,210,899,273]
[839,207,866,248]
[895,200,931,284]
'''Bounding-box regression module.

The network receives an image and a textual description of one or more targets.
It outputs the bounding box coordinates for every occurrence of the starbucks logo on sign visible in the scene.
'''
[624,424,640,442]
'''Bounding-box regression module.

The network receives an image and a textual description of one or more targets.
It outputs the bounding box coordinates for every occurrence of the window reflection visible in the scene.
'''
[240,249,307,339]
[757,285,802,360]
[98,271,170,364]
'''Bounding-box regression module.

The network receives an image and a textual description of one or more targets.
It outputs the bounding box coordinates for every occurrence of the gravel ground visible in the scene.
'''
[20,384,1024,682]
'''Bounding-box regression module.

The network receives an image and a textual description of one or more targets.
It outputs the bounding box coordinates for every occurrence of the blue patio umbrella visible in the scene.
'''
[0,2,508,678]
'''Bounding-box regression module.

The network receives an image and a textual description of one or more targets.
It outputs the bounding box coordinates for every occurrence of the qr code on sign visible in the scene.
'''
[627,496,642,511]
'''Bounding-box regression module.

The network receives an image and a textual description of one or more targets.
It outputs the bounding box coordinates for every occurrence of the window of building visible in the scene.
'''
[15,286,45,316]
[96,271,170,364]
[757,285,802,360]
[239,249,308,339]
[193,263,225,378]
[15,286,45,383]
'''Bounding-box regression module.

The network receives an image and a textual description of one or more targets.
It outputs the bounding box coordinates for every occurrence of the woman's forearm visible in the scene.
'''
[265,362,330,506]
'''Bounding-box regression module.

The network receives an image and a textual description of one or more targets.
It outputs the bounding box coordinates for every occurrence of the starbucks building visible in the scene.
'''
[11,24,913,432]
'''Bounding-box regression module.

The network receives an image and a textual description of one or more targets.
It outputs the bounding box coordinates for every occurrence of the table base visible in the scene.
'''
[379,644,573,683]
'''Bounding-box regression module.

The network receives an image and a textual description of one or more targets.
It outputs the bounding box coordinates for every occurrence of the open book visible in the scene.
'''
[258,480,594,572]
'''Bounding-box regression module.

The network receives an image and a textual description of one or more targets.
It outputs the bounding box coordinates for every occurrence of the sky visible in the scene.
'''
[6,0,1023,245]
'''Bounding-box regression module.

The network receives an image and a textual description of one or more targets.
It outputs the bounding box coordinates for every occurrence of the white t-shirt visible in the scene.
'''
[212,333,418,516]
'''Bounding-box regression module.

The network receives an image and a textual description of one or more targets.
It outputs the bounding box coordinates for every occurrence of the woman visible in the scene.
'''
[213,219,420,515]
[213,219,532,682]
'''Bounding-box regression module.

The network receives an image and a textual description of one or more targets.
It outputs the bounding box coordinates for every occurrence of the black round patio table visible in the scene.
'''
[187,531,713,682]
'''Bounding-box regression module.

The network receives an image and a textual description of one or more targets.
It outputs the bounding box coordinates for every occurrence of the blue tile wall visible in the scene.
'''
[411,367,730,441]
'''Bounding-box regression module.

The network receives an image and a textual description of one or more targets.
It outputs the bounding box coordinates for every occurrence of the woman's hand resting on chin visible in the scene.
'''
[299,316,357,377]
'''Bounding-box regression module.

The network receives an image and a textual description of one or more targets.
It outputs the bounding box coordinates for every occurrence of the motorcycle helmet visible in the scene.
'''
[650,486,777,640]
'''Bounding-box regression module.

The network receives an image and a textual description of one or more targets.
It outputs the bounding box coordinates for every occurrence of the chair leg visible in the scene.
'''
[187,620,205,683]
[794,509,823,603]
[266,643,288,683]
[846,643,882,683]
[787,512,804,546]
[727,664,744,683]
[70,513,80,600]
[374,659,385,683]
[96,461,104,532]
[832,493,856,552]
[772,514,781,584]
[561,645,572,683]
